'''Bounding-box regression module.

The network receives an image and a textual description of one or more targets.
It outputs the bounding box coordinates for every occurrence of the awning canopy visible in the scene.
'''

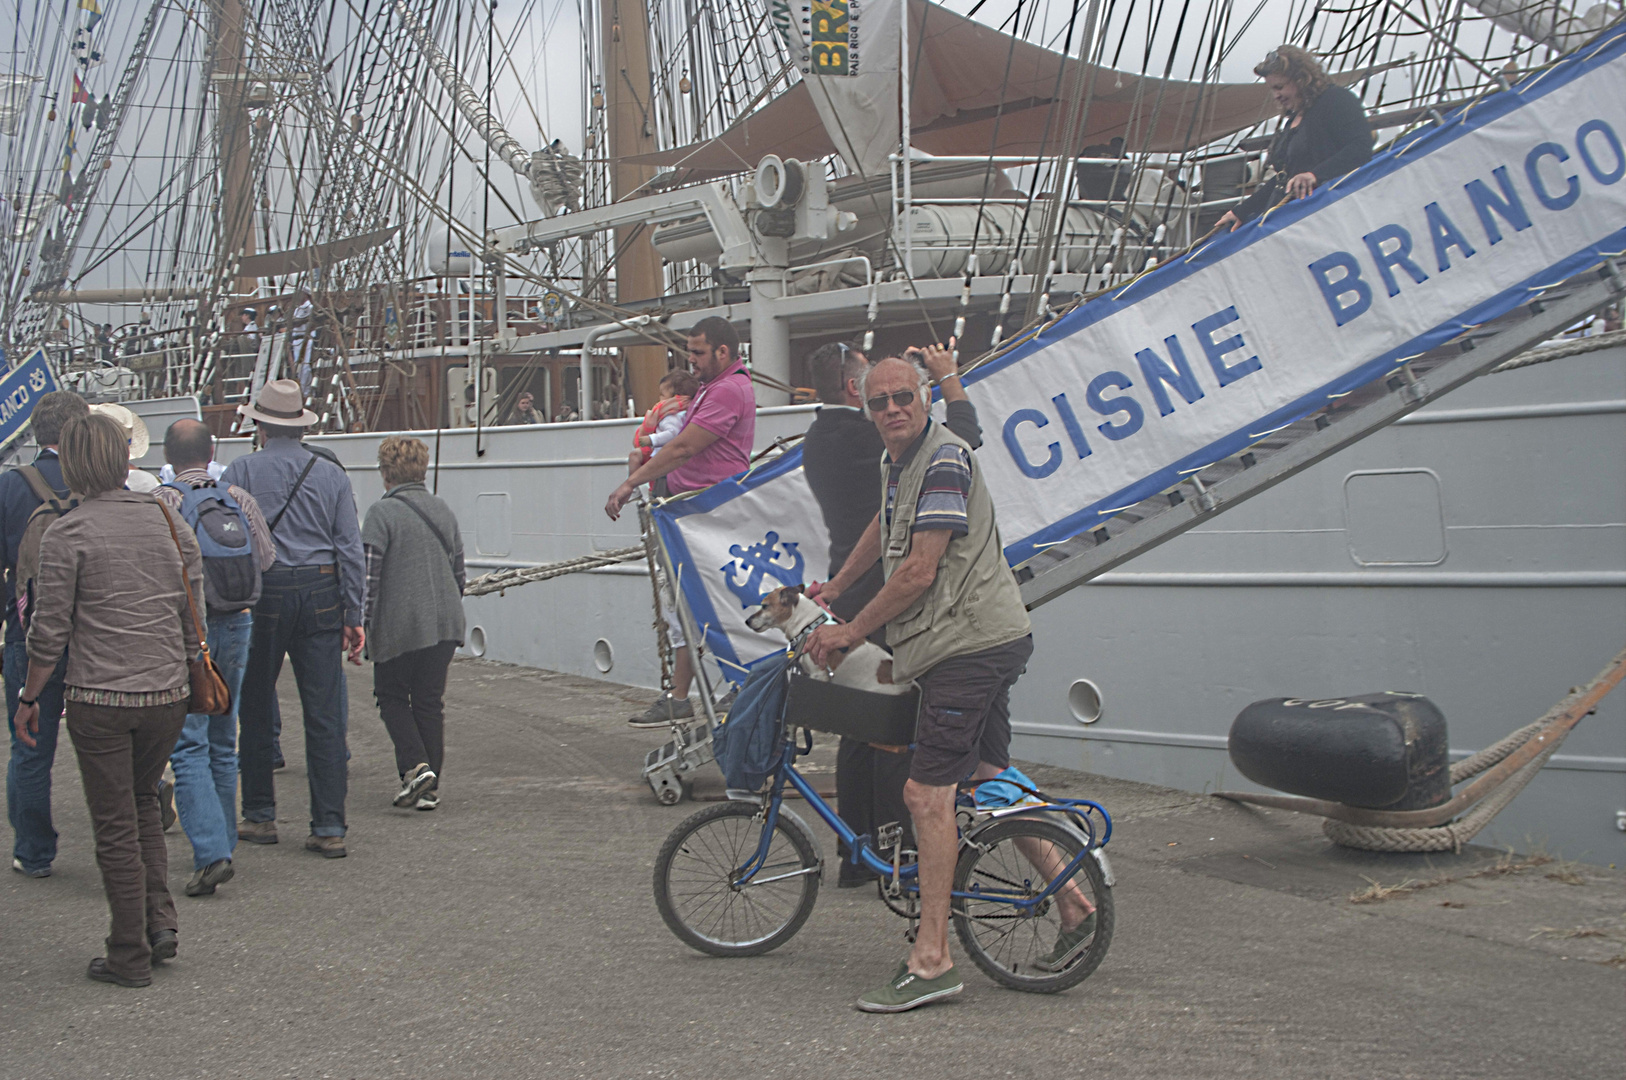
[636,0,1386,176]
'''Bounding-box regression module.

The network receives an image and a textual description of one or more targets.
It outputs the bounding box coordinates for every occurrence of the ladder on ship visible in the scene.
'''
[1012,260,1626,611]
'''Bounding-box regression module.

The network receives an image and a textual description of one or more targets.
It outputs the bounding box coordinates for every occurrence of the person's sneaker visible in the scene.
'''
[11,857,50,878]
[1033,911,1097,973]
[158,777,177,832]
[88,958,150,987]
[414,789,440,811]
[394,763,437,808]
[304,834,347,859]
[147,929,178,963]
[185,859,235,897]
[856,961,964,1013]
[628,694,694,729]
[239,819,278,845]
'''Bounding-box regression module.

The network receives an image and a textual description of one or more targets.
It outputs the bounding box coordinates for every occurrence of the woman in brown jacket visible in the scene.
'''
[12,412,203,987]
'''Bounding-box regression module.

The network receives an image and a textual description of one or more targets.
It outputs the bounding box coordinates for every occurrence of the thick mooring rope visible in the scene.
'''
[464,546,644,597]
[1322,722,1555,853]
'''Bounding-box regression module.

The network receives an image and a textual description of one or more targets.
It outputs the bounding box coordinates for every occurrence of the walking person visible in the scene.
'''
[4,391,89,878]
[362,437,465,811]
[222,380,365,858]
[155,419,276,896]
[15,412,203,986]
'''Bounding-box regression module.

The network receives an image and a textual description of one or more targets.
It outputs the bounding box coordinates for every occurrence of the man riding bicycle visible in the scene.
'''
[807,354,1096,1012]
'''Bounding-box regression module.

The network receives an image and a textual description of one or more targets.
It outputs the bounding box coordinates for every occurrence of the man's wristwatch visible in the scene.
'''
[17,694,36,707]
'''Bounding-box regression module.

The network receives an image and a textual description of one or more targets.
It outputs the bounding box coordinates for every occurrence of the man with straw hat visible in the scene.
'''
[222,380,365,858]
[88,404,158,493]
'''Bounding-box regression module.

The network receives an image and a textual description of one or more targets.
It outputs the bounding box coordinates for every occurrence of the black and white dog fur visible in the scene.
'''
[745,584,913,696]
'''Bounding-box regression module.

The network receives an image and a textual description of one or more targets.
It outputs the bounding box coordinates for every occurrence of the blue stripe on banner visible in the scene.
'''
[966,21,1626,388]
[998,223,1626,566]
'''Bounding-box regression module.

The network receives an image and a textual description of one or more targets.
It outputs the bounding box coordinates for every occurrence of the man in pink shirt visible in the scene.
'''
[605,317,755,727]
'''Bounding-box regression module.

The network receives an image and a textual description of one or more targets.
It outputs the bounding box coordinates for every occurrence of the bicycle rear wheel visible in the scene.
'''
[654,802,821,957]
[952,815,1114,993]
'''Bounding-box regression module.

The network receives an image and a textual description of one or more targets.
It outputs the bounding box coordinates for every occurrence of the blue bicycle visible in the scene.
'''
[653,670,1117,993]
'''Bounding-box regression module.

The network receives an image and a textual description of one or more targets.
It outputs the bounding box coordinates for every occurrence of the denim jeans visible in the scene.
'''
[170,609,253,869]
[238,567,349,837]
[5,639,69,872]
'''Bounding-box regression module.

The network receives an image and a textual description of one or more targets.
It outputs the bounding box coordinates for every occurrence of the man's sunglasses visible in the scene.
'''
[866,390,916,412]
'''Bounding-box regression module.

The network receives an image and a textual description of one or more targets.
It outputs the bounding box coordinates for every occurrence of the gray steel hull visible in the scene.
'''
[233,347,1624,859]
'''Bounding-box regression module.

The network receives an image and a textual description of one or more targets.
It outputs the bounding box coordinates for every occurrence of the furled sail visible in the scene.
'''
[1463,0,1620,55]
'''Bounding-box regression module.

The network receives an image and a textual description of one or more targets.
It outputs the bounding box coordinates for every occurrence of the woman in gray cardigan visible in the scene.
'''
[362,436,465,810]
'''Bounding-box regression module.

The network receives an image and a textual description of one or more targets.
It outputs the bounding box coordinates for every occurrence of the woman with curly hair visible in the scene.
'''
[1218,45,1374,229]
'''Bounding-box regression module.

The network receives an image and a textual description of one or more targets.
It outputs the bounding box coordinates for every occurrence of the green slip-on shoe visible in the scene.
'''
[1033,911,1097,973]
[856,962,964,1013]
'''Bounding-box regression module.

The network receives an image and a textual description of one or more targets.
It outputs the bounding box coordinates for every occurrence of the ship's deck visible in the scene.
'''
[7,657,1620,1077]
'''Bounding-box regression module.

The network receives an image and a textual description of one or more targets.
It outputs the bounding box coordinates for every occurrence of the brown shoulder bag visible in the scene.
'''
[159,502,232,716]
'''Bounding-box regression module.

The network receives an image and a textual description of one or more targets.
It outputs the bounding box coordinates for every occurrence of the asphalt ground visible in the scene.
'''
[4,657,1621,1079]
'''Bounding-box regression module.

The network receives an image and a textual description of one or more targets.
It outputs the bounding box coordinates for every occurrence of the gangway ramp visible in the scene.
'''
[1015,264,1625,609]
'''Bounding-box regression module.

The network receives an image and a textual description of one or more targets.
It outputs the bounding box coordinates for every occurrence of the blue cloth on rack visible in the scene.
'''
[711,653,792,791]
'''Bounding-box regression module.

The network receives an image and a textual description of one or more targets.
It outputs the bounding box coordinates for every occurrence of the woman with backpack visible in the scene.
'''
[362,436,465,811]
[155,419,277,899]
[13,412,203,987]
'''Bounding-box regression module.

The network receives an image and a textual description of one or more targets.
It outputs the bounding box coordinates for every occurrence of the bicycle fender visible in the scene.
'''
[1092,847,1116,887]
[776,805,825,883]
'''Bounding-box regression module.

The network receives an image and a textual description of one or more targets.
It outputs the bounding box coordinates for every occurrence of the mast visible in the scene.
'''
[211,0,257,350]
[602,0,667,412]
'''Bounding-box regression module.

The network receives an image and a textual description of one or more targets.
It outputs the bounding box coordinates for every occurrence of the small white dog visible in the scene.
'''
[745,585,913,696]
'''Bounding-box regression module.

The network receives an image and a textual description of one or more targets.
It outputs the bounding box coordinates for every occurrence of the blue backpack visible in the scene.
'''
[162,482,261,613]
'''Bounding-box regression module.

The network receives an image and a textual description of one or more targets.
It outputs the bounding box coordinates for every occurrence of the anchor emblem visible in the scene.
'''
[720,531,805,608]
[28,369,46,391]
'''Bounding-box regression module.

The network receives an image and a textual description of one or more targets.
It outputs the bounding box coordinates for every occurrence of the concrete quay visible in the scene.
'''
[3,657,1621,1079]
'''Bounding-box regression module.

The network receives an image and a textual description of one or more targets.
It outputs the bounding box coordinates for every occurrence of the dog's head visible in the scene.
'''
[745,583,806,633]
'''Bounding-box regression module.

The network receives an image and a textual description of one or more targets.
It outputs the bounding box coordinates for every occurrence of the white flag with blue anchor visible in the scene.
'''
[652,452,833,683]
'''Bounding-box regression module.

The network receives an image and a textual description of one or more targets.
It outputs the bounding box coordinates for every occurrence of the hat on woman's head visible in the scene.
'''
[89,403,150,460]
[237,378,318,427]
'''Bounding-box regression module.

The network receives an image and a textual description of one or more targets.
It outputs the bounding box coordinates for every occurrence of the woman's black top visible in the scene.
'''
[1235,83,1374,221]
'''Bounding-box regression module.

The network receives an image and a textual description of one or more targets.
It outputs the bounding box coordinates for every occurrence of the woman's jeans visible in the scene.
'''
[170,610,253,870]
[372,641,457,781]
[5,641,69,873]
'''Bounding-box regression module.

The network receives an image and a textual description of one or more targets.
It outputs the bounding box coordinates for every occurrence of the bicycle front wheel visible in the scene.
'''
[653,802,821,957]
[952,815,1114,993]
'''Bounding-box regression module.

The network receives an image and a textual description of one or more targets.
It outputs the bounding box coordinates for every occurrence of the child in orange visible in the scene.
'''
[628,369,700,473]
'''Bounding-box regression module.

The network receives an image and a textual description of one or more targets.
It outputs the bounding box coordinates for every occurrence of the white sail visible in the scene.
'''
[0,74,37,135]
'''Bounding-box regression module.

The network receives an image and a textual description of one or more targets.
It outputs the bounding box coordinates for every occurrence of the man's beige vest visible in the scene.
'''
[880,420,1031,682]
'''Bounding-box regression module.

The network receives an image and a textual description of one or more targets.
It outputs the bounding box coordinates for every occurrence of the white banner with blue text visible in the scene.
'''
[654,26,1626,679]
[973,25,1626,564]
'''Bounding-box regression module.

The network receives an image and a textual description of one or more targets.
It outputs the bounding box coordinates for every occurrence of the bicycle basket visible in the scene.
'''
[782,672,920,746]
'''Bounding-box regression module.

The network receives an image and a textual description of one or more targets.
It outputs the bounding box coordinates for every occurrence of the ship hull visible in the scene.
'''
[219,347,1625,858]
